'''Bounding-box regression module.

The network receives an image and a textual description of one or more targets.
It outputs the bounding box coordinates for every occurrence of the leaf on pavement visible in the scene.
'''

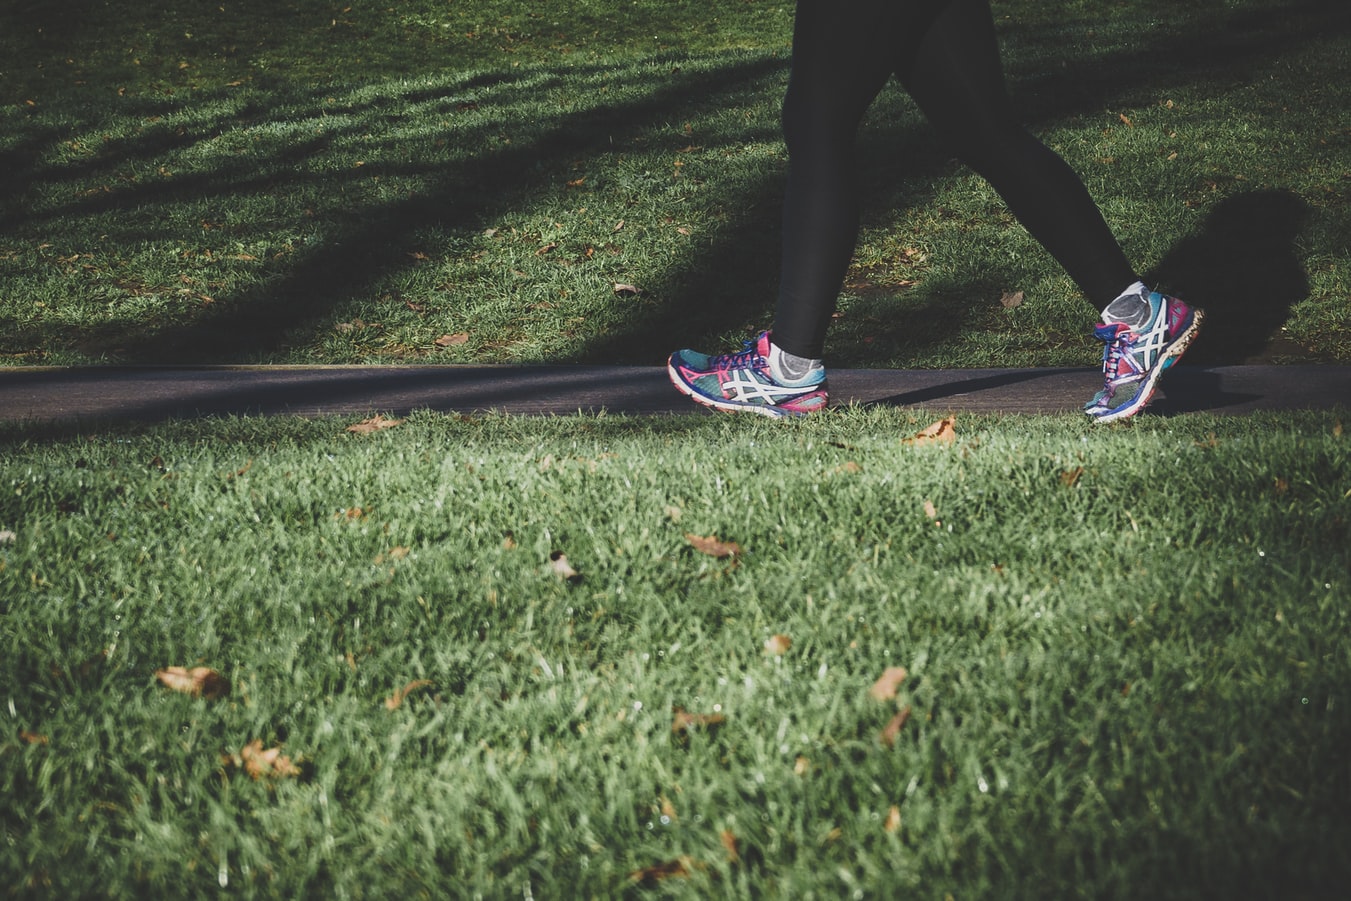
[156,666,231,700]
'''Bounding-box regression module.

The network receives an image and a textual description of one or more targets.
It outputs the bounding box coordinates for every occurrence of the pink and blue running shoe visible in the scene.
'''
[668,331,828,418]
[1085,291,1204,423]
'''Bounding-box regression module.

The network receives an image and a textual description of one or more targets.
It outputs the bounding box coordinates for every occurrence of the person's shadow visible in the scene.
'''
[1149,188,1311,365]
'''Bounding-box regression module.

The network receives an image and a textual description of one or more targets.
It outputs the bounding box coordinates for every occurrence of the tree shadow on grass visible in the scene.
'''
[1,0,1346,368]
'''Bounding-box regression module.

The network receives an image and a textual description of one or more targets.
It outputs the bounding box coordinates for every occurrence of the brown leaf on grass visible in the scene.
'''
[923,499,938,521]
[794,756,811,776]
[879,705,913,748]
[535,242,558,255]
[435,332,469,347]
[19,729,48,745]
[374,546,411,564]
[721,829,740,863]
[629,857,696,885]
[904,417,956,446]
[346,415,404,435]
[672,706,726,734]
[869,666,909,702]
[612,282,641,297]
[155,666,231,700]
[550,551,582,582]
[1060,466,1085,488]
[884,805,902,833]
[999,290,1025,309]
[236,739,301,780]
[685,533,741,558]
[763,634,792,656]
[385,679,434,710]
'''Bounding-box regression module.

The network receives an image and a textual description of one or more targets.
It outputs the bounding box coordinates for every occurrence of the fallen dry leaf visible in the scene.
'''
[550,551,582,582]
[672,706,726,734]
[869,666,909,702]
[19,730,48,745]
[374,546,411,565]
[721,829,740,863]
[884,805,902,833]
[435,332,469,347]
[904,417,956,446]
[879,705,913,748]
[385,679,435,710]
[612,282,641,297]
[923,499,938,521]
[685,533,741,558]
[763,634,792,656]
[794,756,811,776]
[156,666,231,700]
[346,415,404,435]
[1060,466,1085,488]
[999,290,1025,309]
[237,739,301,780]
[629,857,695,885]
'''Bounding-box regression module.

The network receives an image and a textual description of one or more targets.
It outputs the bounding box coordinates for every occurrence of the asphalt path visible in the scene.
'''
[1,364,1346,425]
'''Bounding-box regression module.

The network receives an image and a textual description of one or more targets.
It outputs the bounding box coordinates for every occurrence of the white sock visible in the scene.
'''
[768,341,824,385]
[1101,281,1152,328]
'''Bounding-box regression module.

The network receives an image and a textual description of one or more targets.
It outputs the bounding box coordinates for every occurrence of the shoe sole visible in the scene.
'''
[1090,309,1205,424]
[666,360,817,418]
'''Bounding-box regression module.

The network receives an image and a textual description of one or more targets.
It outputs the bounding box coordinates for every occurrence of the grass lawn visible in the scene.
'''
[2,0,1350,896]
[1,409,1349,897]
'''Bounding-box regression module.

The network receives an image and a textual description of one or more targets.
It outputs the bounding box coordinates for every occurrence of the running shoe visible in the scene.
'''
[668,331,828,417]
[1085,291,1203,423]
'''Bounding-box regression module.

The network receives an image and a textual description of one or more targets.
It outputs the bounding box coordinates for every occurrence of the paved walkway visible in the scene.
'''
[1,364,1346,424]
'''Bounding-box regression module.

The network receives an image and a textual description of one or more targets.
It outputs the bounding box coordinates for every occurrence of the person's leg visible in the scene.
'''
[899,0,1201,422]
[771,0,943,361]
[898,0,1139,310]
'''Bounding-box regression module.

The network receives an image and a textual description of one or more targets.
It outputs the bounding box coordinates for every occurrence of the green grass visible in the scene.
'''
[1,0,1348,367]
[2,409,1349,897]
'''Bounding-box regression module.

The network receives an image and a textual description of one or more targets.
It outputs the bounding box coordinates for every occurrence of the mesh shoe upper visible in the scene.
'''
[668,331,828,418]
[1085,291,1202,423]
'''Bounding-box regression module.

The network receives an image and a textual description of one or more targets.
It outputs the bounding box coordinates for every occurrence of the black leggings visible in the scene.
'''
[773,0,1138,359]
